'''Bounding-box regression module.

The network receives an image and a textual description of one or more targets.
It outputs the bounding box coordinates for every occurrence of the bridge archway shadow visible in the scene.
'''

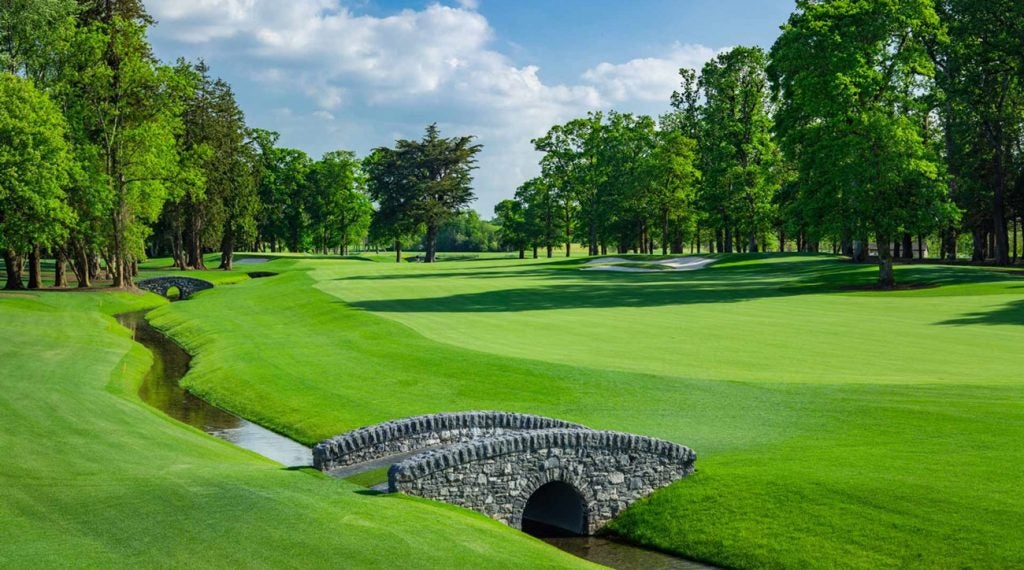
[521,481,587,537]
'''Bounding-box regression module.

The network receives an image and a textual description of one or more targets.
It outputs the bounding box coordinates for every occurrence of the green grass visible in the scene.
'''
[139,253,1024,568]
[345,467,391,488]
[0,289,593,568]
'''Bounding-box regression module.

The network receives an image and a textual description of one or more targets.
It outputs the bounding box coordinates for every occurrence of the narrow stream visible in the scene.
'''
[117,311,312,466]
[118,308,714,570]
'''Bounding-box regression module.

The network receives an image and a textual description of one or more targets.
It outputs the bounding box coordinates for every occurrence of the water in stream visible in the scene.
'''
[118,309,713,570]
[117,311,312,466]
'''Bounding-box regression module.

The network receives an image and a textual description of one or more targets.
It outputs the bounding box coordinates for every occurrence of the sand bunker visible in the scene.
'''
[234,257,271,265]
[582,256,715,273]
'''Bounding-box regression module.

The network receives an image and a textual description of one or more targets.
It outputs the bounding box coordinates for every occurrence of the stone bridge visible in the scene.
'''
[137,276,214,299]
[314,411,696,535]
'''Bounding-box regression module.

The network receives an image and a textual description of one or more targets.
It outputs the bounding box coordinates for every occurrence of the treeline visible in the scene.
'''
[0,0,373,290]
[499,1,1024,286]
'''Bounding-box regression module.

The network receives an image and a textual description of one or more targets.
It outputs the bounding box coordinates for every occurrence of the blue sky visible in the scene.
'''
[144,1,795,215]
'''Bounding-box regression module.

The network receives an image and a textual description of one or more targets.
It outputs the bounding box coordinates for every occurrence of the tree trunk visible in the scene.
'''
[219,229,235,270]
[588,218,598,256]
[876,233,894,289]
[3,249,24,290]
[972,229,986,262]
[28,245,42,289]
[671,234,683,255]
[187,224,206,270]
[532,245,538,259]
[945,227,957,261]
[54,250,68,288]
[546,245,553,258]
[1013,217,1018,264]
[73,241,91,288]
[917,234,925,261]
[663,208,671,253]
[991,139,1010,265]
[901,233,913,260]
[565,242,571,257]
[395,239,402,263]
[425,223,438,263]
[893,239,902,259]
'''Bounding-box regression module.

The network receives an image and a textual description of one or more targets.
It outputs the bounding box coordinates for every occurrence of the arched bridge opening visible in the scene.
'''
[521,481,587,537]
[136,276,214,300]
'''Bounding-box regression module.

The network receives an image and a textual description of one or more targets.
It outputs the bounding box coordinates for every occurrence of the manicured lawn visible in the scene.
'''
[0,289,593,568]
[143,254,1024,568]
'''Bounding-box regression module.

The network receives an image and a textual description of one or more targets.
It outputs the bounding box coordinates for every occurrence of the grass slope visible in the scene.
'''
[0,290,592,568]
[144,254,1024,568]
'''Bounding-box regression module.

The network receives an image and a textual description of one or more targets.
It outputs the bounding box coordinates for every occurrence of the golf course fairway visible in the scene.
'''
[4,253,1023,568]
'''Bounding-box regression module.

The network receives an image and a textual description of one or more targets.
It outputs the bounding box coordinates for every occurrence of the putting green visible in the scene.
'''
[140,254,1024,568]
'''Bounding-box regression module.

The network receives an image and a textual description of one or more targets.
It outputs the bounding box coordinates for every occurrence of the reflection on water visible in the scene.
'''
[526,520,716,570]
[118,311,312,467]
[543,535,715,570]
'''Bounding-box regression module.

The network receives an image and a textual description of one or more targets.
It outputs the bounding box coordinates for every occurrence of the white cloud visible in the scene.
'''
[582,43,727,102]
[144,1,724,213]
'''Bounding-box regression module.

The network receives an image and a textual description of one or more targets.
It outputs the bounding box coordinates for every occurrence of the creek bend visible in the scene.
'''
[117,310,312,466]
[118,308,713,570]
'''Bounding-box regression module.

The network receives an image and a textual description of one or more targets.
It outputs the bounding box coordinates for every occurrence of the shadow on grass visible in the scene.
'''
[345,257,1020,314]
[937,299,1024,326]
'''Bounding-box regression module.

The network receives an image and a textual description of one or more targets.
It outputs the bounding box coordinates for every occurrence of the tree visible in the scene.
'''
[699,47,780,253]
[514,177,560,257]
[494,199,528,258]
[0,74,72,289]
[0,0,78,81]
[368,124,482,263]
[929,0,1024,264]
[769,0,951,287]
[72,15,185,286]
[648,130,701,254]
[435,210,497,253]
[306,150,369,255]
[365,145,419,262]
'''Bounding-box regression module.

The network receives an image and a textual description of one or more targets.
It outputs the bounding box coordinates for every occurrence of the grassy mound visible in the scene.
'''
[0,288,591,568]
[142,254,1024,568]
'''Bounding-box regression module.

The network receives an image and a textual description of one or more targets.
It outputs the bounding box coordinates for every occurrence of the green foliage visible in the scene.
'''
[930,0,1024,263]
[494,199,528,255]
[769,0,952,285]
[434,209,498,253]
[0,72,73,289]
[0,0,78,79]
[305,150,371,255]
[67,16,187,285]
[367,124,482,262]
[697,46,781,253]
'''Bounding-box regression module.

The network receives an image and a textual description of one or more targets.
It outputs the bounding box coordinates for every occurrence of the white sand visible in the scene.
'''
[582,256,715,273]
[234,257,271,265]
